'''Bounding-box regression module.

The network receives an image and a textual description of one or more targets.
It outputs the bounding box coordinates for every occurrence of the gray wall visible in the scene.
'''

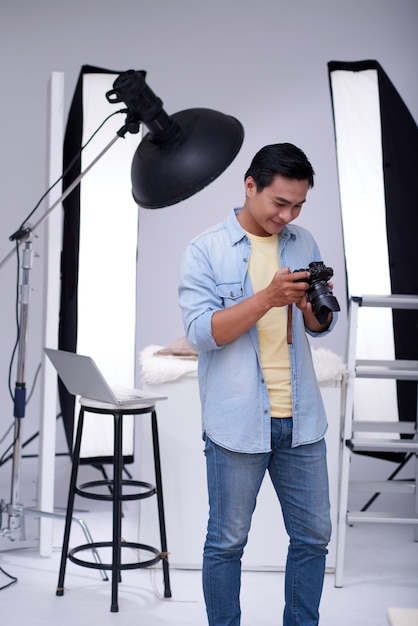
[0,1,417,467]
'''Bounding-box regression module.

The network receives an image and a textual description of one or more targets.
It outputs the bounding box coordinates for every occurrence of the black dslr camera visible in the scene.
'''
[294,261,340,325]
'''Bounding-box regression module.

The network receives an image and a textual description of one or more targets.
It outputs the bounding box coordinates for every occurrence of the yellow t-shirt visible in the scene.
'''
[246,231,292,417]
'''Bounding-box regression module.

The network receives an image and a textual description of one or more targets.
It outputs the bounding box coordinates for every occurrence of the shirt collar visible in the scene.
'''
[227,208,295,245]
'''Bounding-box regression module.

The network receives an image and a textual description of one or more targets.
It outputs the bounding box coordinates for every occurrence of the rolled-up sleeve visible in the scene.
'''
[179,242,223,353]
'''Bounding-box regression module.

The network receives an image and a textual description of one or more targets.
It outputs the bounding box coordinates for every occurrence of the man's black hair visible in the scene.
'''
[244,143,315,191]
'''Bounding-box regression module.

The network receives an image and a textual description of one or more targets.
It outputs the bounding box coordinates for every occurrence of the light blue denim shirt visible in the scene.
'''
[178,208,338,453]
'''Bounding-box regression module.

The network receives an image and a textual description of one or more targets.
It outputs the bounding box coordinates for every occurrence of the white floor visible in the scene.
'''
[0,507,417,626]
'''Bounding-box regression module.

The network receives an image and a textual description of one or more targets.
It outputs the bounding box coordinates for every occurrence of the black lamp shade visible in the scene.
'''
[131,108,244,209]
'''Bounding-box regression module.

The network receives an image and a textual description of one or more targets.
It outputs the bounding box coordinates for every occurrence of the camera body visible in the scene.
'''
[294,261,340,325]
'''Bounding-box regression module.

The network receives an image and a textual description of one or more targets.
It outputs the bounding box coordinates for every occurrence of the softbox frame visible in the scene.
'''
[59,65,139,465]
[328,60,418,459]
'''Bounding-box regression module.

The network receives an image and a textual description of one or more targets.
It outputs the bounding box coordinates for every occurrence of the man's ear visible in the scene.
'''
[245,176,257,197]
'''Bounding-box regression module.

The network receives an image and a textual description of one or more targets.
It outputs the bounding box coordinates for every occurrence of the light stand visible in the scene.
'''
[0,68,244,547]
[1,134,123,548]
[6,233,34,539]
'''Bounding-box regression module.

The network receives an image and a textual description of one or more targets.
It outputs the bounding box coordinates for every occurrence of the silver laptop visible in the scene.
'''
[44,348,167,405]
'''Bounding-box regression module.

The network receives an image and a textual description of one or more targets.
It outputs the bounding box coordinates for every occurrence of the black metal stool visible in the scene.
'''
[56,398,171,612]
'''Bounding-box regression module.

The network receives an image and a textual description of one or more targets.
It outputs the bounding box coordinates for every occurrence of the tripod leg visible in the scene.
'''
[360,453,413,511]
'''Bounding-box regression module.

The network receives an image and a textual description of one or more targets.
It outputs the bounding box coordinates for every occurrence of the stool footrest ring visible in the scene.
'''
[68,541,162,570]
[75,479,156,501]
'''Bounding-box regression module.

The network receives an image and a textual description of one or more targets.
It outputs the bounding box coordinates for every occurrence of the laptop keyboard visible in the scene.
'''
[115,390,144,401]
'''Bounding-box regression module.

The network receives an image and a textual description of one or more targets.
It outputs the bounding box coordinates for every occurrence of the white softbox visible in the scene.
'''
[59,66,140,462]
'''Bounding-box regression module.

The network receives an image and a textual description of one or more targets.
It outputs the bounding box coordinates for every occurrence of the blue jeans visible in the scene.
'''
[202,418,331,626]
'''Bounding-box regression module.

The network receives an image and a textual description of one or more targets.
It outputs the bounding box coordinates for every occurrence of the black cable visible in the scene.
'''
[0,421,14,445]
[18,108,126,230]
[26,363,42,404]
[0,412,63,468]
[0,566,17,591]
[8,241,21,401]
[6,108,127,409]
[0,436,16,467]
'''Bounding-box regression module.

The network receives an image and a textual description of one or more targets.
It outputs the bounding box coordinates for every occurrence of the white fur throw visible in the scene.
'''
[139,343,346,385]
[311,347,346,382]
[140,344,198,384]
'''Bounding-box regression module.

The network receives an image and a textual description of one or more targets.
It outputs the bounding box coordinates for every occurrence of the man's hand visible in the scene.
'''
[211,267,332,345]
[211,267,309,346]
[266,267,310,308]
[295,275,334,332]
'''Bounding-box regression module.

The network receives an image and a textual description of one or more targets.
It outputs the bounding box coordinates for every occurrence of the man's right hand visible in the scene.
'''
[266,267,310,308]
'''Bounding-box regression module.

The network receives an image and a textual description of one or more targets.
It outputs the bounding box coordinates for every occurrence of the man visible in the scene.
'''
[178,143,338,625]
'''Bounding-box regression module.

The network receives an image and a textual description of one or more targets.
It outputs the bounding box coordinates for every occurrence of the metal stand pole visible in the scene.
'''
[4,234,33,541]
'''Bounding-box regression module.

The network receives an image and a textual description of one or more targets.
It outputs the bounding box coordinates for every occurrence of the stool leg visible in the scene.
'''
[110,412,123,612]
[56,408,85,596]
[151,410,172,598]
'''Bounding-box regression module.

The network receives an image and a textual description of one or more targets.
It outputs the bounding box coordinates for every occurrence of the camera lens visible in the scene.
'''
[307,281,340,325]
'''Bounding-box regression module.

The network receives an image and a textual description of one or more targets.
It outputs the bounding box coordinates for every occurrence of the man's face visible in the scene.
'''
[238,174,309,237]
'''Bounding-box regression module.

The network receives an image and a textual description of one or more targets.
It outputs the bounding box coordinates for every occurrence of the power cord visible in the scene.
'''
[0,565,17,591]
[7,108,127,407]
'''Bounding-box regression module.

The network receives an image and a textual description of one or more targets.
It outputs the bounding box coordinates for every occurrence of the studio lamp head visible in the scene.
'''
[106,70,244,209]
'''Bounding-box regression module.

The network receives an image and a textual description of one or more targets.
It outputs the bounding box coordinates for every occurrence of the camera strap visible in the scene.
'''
[287,305,293,345]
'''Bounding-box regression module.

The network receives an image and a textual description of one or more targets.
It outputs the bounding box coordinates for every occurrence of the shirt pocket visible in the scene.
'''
[216,282,244,308]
